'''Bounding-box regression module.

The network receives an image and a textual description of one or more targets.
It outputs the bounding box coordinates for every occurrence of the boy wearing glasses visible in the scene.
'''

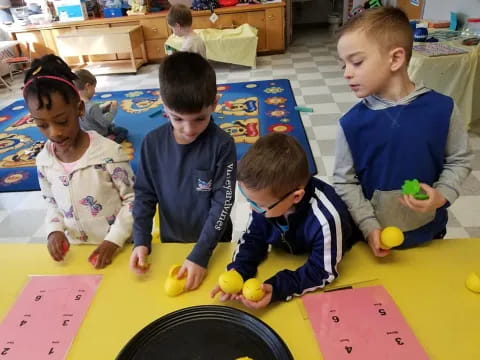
[211,133,358,309]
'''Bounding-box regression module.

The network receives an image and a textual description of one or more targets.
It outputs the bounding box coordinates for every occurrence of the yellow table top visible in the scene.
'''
[1,239,479,359]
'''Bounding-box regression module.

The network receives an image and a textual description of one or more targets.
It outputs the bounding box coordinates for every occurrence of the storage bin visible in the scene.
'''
[103,7,125,17]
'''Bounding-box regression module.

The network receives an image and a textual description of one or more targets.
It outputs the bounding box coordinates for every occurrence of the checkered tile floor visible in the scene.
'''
[1,27,479,244]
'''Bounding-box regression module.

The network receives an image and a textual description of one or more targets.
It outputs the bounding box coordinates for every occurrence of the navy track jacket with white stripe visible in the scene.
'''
[228,177,359,302]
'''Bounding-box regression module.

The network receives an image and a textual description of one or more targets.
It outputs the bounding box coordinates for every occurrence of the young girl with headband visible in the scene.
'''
[24,55,135,268]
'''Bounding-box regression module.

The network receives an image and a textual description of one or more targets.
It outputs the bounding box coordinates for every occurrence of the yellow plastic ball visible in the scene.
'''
[465,272,480,293]
[380,226,404,249]
[164,264,186,297]
[218,269,244,294]
[242,278,265,302]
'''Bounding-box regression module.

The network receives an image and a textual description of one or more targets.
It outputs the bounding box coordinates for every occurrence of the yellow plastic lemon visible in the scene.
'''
[465,272,480,293]
[380,226,404,250]
[218,269,244,294]
[164,264,186,297]
[242,278,265,302]
[236,357,253,360]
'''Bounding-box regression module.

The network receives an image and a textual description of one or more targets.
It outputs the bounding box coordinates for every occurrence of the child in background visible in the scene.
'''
[129,52,236,291]
[25,55,135,269]
[167,4,207,58]
[211,133,358,309]
[74,69,128,143]
[333,7,472,257]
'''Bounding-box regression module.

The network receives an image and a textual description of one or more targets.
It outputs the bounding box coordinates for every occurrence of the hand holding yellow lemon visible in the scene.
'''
[242,278,265,301]
[218,269,244,294]
[164,264,187,297]
[217,270,266,302]
[380,226,404,250]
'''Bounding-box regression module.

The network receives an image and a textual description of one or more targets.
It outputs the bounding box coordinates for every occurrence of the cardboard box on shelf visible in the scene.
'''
[53,0,88,21]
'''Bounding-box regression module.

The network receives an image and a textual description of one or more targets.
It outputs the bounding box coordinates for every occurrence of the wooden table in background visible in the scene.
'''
[55,25,147,75]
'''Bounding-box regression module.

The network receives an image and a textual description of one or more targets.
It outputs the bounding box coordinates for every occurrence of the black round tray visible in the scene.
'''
[116,305,294,360]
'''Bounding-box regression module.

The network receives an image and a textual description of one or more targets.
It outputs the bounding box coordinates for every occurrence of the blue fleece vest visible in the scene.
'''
[340,91,452,200]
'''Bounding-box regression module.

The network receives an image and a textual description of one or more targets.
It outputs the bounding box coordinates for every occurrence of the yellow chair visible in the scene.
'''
[151,206,160,243]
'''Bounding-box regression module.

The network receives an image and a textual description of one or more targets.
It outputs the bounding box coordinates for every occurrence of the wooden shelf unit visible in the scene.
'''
[7,2,285,66]
[55,25,147,74]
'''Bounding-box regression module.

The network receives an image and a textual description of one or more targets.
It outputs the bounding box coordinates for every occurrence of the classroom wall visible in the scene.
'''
[423,0,480,23]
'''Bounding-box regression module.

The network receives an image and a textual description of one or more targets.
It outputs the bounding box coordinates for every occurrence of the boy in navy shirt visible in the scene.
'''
[130,52,236,291]
[212,133,358,308]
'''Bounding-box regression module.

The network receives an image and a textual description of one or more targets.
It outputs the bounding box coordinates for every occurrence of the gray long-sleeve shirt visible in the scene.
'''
[133,120,236,267]
[80,100,117,136]
[333,85,472,239]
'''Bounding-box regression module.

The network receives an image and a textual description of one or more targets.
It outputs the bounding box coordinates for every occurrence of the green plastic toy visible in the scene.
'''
[402,179,429,200]
[294,106,314,113]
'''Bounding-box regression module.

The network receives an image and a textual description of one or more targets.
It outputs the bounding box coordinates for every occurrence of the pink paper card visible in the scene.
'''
[0,275,102,360]
[302,285,430,360]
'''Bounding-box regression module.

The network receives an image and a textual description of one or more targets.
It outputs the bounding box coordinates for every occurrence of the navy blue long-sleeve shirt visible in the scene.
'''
[228,177,358,302]
[133,120,236,267]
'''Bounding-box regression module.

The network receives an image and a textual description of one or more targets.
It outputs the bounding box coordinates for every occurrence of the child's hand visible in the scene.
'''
[178,259,206,291]
[236,284,273,310]
[400,183,447,213]
[367,229,390,257]
[47,231,69,262]
[129,245,150,274]
[89,240,119,269]
[210,285,240,302]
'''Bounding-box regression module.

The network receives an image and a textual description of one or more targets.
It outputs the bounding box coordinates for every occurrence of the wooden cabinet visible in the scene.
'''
[145,39,166,60]
[140,18,169,39]
[189,5,284,53]
[140,18,169,61]
[265,7,284,51]
[192,13,237,30]
[7,2,285,64]
[246,11,266,51]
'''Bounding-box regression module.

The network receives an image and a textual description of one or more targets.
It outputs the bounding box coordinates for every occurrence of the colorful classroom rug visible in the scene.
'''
[0,79,316,192]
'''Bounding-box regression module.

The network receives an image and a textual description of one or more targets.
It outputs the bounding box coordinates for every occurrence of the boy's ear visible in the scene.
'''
[213,93,220,108]
[389,47,407,72]
[208,94,220,113]
[292,189,305,205]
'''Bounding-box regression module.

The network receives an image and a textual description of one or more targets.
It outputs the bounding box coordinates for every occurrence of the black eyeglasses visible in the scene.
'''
[239,186,298,215]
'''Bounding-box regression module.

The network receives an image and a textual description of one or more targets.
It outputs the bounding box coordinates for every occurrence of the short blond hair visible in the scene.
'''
[338,7,413,63]
[73,69,96,90]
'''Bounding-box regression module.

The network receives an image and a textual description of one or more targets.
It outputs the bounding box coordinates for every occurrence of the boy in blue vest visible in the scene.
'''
[211,133,359,309]
[333,7,472,257]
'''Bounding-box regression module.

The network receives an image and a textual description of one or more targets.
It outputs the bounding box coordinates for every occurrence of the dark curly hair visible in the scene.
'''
[23,54,80,110]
